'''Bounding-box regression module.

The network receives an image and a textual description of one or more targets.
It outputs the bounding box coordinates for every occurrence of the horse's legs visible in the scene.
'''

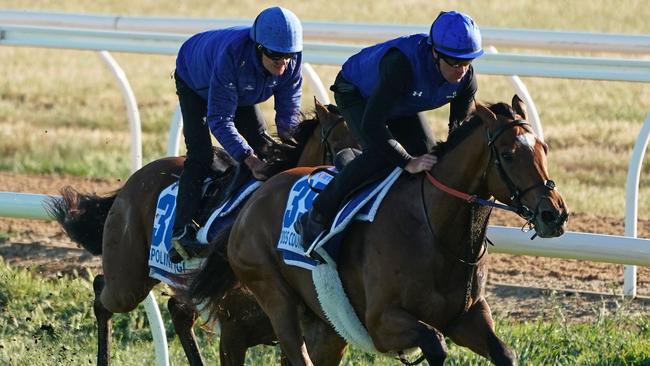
[366,307,448,366]
[218,319,249,366]
[446,298,517,366]
[100,203,156,313]
[168,296,204,366]
[246,279,313,366]
[93,275,113,366]
[302,311,347,366]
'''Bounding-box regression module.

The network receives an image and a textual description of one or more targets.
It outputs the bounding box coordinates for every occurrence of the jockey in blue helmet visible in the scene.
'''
[170,7,303,262]
[251,6,303,54]
[428,11,484,59]
[295,11,484,253]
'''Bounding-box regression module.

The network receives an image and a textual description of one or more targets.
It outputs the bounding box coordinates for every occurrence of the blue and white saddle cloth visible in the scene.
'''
[148,178,261,285]
[277,167,402,270]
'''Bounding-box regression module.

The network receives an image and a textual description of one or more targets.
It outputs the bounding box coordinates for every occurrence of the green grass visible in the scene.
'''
[1,259,650,365]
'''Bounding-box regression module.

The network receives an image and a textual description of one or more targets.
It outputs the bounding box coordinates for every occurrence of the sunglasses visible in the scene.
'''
[439,54,473,68]
[260,46,295,61]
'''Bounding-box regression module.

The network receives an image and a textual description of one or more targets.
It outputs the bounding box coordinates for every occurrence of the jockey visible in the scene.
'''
[296,11,484,251]
[171,6,303,262]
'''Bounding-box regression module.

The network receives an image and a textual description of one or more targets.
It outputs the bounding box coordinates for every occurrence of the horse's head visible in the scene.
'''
[296,97,358,166]
[261,98,357,175]
[477,95,568,238]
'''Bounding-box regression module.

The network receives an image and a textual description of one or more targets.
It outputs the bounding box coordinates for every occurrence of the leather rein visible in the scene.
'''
[425,120,557,238]
[320,113,346,164]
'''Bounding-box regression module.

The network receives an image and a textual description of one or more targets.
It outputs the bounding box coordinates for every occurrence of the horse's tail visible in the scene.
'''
[45,186,119,255]
[187,224,237,322]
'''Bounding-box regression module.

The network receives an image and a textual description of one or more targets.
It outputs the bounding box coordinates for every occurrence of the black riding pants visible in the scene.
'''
[173,72,268,230]
[312,72,435,223]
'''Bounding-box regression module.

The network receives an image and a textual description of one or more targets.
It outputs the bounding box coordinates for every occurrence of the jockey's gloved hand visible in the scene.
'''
[278,125,298,145]
[404,154,437,174]
[244,154,269,181]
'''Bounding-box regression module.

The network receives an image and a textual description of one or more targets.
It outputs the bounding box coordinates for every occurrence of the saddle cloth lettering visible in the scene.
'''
[277,167,402,270]
[148,178,261,284]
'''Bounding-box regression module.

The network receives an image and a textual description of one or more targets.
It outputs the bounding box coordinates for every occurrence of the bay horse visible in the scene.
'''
[46,98,357,366]
[190,95,569,365]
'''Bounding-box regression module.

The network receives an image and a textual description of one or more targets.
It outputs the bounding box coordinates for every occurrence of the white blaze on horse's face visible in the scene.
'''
[516,132,537,151]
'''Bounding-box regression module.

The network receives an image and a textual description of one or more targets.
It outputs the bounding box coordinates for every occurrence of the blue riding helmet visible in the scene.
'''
[427,11,484,59]
[250,6,303,53]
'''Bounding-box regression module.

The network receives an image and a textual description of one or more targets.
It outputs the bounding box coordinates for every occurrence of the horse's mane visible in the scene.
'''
[262,108,324,176]
[431,102,516,158]
[292,111,321,148]
[292,104,342,148]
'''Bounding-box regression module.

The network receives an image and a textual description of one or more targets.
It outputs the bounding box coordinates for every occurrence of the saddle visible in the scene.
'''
[170,148,253,261]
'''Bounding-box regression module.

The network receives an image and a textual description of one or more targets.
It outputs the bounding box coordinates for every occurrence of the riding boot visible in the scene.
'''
[217,164,253,207]
[297,148,389,259]
[294,209,327,253]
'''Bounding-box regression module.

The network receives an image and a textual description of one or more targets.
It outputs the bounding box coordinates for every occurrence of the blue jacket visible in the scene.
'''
[341,34,471,118]
[176,26,302,162]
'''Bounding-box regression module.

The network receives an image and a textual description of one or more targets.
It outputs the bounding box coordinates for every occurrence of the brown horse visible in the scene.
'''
[190,95,569,365]
[46,98,357,366]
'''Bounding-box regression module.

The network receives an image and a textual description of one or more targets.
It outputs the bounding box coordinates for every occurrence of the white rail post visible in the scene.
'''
[486,46,544,140]
[167,104,183,157]
[302,62,331,105]
[97,51,142,172]
[98,51,169,365]
[624,112,650,297]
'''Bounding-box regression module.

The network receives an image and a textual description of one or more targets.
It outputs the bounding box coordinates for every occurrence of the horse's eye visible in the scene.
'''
[501,152,515,162]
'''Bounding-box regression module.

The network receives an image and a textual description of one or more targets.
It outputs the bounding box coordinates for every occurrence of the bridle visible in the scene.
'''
[425,119,558,235]
[485,120,557,224]
[319,113,346,164]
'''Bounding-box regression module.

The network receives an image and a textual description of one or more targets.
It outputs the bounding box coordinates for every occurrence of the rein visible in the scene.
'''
[320,113,346,164]
[425,172,519,214]
[426,120,558,238]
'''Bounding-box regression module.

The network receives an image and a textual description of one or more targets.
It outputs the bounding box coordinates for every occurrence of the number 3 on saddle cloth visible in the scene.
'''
[278,166,403,270]
[148,178,262,286]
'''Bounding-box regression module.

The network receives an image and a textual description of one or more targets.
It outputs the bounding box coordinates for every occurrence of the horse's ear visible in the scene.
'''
[314,96,330,125]
[475,101,497,122]
[512,94,528,120]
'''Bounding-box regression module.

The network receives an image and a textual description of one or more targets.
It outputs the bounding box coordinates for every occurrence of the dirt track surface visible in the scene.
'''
[1,172,649,322]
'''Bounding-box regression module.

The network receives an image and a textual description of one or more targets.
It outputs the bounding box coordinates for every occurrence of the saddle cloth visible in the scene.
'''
[148,178,261,285]
[277,167,402,270]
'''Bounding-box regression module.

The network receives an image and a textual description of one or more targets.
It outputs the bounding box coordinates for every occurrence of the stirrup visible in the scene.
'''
[170,240,191,263]
[295,213,324,249]
[169,224,200,263]
[303,232,327,264]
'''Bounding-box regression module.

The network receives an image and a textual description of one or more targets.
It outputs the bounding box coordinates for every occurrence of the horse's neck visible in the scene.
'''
[296,128,325,167]
[426,128,490,244]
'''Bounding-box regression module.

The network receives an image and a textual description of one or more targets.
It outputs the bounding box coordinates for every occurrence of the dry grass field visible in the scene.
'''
[0,0,648,300]
[1,1,650,365]
[1,0,649,289]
